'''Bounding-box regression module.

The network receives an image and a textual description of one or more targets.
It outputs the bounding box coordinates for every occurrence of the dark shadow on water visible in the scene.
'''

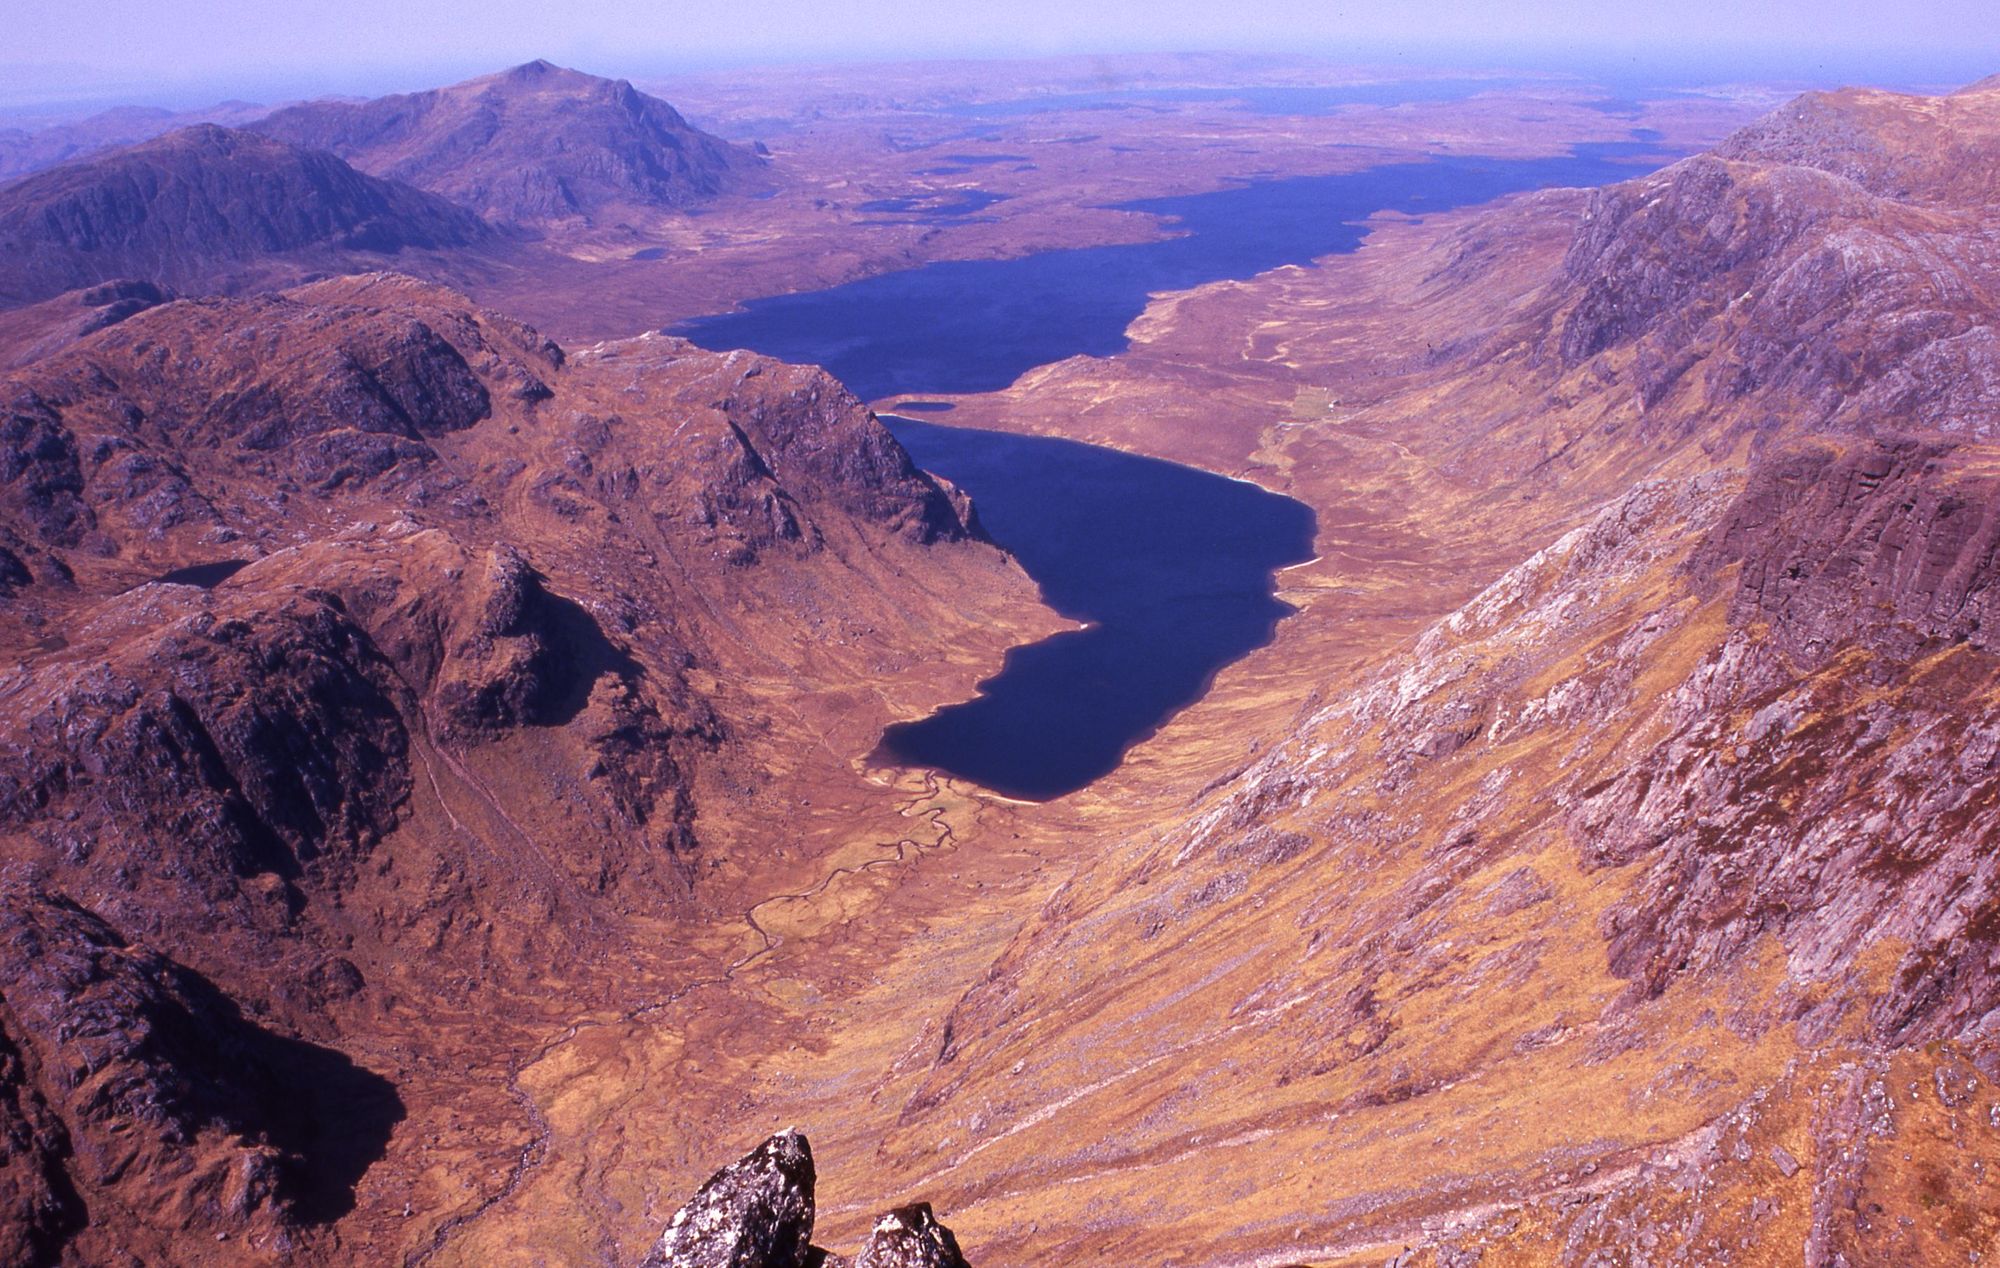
[874,418,1315,800]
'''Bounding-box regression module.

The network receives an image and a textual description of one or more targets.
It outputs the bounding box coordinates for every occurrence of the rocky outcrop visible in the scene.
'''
[644,1130,816,1268]
[251,60,768,226]
[1690,435,2000,663]
[0,126,495,307]
[846,1204,970,1268]
[73,279,173,336]
[644,1133,970,1268]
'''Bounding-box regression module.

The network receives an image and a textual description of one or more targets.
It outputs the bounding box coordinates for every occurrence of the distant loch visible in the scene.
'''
[675,141,1675,796]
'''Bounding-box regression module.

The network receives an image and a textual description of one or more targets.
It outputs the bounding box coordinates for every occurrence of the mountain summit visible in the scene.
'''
[250,60,768,225]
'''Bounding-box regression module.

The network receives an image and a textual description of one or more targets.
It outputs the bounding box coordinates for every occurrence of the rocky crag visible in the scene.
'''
[644,1132,969,1268]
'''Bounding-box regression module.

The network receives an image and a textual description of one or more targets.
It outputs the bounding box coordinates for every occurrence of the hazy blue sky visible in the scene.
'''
[10,0,2000,110]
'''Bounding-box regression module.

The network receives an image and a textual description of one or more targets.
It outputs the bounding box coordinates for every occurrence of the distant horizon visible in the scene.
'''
[2,38,1996,120]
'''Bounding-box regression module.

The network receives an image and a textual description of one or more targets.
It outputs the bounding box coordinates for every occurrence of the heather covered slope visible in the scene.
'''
[0,273,1047,1264]
[743,79,2000,1264]
[251,60,768,226]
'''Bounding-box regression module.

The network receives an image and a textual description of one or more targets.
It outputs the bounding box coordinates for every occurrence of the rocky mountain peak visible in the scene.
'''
[249,61,768,225]
[1714,82,2000,205]
[843,1204,971,1268]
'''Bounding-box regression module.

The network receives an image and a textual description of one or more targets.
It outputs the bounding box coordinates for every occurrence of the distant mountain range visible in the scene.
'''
[0,61,767,310]
[0,100,274,183]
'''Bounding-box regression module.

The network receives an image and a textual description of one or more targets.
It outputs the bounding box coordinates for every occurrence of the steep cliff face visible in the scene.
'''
[0,127,497,306]
[251,61,769,226]
[1589,439,2000,1043]
[0,273,1041,1264]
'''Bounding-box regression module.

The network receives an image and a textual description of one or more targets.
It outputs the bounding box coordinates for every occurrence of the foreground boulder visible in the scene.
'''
[643,1130,816,1268]
[645,1132,971,1267]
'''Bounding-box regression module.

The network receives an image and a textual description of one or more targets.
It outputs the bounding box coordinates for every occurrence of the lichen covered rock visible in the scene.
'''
[644,1130,816,1268]
[850,1204,970,1268]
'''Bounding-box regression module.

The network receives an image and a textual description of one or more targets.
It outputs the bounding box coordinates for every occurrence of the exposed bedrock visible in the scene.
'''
[643,1132,971,1268]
